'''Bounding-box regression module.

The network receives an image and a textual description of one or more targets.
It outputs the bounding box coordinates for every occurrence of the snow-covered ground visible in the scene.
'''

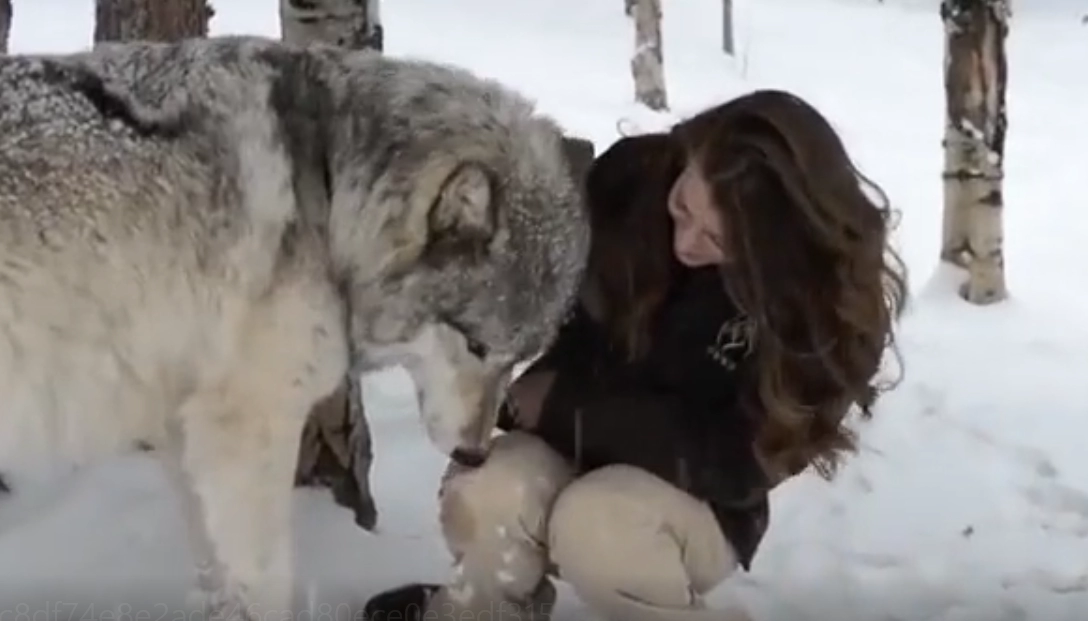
[4,0,1088,619]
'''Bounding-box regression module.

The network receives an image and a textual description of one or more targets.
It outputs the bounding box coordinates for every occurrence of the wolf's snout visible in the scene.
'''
[412,363,505,462]
[405,324,511,464]
[449,447,489,468]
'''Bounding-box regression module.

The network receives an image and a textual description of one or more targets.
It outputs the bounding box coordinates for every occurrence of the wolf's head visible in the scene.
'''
[324,54,590,462]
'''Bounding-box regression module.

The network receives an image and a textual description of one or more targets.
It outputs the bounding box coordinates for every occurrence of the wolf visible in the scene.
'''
[0,35,589,618]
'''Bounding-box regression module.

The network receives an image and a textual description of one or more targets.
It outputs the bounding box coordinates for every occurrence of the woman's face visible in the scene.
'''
[667,160,728,267]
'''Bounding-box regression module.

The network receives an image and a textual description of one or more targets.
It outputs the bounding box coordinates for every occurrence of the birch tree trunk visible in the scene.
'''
[281,0,383,51]
[940,0,1009,304]
[94,0,213,43]
[281,0,382,533]
[0,0,10,54]
[722,0,735,56]
[626,0,668,111]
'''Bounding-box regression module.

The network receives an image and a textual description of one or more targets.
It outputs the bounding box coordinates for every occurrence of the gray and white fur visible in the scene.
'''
[0,35,589,617]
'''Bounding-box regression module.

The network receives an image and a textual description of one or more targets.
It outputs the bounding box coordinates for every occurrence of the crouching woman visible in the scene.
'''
[365,89,908,621]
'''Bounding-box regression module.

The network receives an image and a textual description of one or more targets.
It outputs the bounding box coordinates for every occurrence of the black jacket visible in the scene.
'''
[499,266,772,569]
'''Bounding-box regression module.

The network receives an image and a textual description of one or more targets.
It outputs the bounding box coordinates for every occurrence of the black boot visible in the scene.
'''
[364,579,557,621]
[363,583,439,621]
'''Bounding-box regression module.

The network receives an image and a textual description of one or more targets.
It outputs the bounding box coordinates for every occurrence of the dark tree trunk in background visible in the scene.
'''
[939,0,1009,304]
[722,0,735,55]
[281,0,383,533]
[94,0,213,43]
[0,0,11,53]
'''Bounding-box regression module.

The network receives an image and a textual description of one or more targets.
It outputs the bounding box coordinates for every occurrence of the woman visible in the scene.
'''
[364,89,908,621]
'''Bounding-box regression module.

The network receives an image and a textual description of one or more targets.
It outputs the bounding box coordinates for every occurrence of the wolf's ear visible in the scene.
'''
[423,162,496,264]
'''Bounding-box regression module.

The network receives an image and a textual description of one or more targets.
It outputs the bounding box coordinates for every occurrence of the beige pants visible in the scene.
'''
[425,431,751,621]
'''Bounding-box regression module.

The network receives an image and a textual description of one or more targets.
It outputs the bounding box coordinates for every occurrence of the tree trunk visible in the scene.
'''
[940,0,1009,304]
[280,0,383,51]
[722,0,735,56]
[281,0,383,533]
[94,0,213,43]
[626,0,668,111]
[293,376,377,531]
[0,0,11,54]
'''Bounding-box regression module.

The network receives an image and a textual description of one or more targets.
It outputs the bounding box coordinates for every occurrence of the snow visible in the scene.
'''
[4,0,1088,619]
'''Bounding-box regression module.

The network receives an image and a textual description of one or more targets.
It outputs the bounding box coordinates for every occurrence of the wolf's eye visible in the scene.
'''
[465,336,488,359]
[444,318,489,359]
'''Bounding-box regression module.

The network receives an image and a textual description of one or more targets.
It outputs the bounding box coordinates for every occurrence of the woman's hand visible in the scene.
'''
[505,370,557,430]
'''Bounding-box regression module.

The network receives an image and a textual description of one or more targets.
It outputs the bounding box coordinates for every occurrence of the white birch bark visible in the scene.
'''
[280,0,382,51]
[940,0,1009,304]
[626,0,668,111]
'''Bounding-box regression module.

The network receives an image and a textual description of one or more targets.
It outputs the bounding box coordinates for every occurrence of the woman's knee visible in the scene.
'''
[547,465,738,603]
[439,431,575,556]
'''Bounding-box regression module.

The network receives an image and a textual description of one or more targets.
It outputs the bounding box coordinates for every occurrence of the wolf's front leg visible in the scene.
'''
[171,277,347,619]
[159,439,226,598]
[175,385,309,621]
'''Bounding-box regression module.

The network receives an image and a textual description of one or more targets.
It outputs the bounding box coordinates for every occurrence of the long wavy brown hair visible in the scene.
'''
[583,89,908,484]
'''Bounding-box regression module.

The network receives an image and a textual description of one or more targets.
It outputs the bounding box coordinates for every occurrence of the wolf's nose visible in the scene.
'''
[449,447,488,468]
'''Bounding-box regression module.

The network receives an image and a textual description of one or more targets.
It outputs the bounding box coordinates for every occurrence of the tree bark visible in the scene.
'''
[281,0,383,533]
[626,0,668,111]
[940,0,1009,304]
[293,376,377,531]
[722,0,735,56]
[94,0,213,43]
[280,0,383,51]
[0,0,11,54]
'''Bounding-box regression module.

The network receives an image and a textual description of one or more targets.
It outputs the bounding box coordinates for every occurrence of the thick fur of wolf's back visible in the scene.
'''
[0,35,588,616]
